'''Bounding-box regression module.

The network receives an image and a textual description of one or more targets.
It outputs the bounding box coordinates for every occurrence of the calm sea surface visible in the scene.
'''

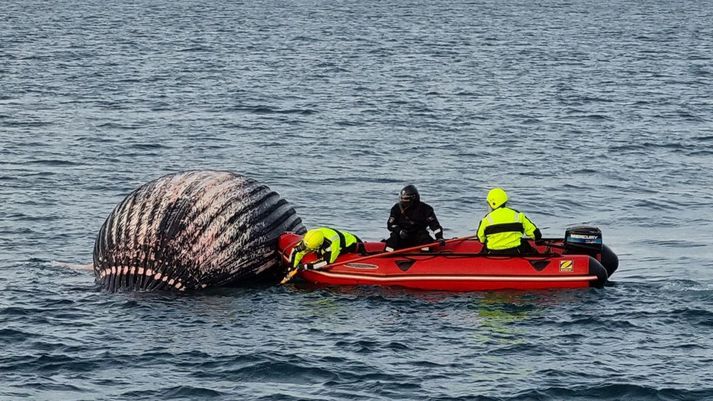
[2,0,712,400]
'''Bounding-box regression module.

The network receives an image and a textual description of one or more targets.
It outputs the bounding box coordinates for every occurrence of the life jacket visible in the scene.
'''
[292,227,360,267]
[477,207,538,250]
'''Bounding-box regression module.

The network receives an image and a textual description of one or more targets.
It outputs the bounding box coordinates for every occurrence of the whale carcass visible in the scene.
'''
[93,170,304,291]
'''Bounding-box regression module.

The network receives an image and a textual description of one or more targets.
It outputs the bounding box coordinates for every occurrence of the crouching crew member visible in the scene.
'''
[289,227,363,271]
[476,188,541,255]
[385,184,445,251]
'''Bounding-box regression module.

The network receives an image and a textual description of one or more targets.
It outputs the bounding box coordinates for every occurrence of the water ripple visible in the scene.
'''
[2,0,713,399]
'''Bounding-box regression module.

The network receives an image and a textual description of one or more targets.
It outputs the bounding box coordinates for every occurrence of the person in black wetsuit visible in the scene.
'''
[385,185,445,251]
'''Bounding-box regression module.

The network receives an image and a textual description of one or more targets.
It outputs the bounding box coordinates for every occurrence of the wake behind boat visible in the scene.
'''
[278,226,618,291]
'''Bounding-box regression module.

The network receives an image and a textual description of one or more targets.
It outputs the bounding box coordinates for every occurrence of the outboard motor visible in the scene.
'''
[564,226,602,258]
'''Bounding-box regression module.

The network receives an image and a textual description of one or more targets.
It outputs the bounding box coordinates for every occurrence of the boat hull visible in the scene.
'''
[278,233,612,291]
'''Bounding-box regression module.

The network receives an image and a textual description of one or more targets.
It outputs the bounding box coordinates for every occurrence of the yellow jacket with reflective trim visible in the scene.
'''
[476,207,539,250]
[292,227,359,268]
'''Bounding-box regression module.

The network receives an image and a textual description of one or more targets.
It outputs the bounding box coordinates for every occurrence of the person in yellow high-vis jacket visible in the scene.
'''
[289,227,363,271]
[476,188,541,255]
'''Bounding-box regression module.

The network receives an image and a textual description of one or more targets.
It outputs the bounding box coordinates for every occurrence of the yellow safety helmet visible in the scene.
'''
[487,188,508,209]
[303,230,325,250]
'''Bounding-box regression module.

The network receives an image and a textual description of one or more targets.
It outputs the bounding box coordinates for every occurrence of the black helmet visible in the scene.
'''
[399,184,420,208]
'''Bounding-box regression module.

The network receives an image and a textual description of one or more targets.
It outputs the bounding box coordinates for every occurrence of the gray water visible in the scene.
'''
[2,0,713,400]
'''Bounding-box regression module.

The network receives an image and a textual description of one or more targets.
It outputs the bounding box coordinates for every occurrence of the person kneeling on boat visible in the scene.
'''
[289,227,364,271]
[476,188,542,255]
[385,184,445,251]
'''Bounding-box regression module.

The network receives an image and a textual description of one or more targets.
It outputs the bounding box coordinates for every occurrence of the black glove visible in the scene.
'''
[399,229,408,239]
[438,238,446,247]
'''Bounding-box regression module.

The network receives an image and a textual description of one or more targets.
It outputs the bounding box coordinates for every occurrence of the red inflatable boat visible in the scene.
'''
[277,226,618,291]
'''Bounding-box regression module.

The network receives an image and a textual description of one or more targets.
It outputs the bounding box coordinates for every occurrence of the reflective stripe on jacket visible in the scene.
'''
[476,207,539,250]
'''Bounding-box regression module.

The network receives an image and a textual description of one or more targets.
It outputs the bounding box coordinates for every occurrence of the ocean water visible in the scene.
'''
[2,0,713,399]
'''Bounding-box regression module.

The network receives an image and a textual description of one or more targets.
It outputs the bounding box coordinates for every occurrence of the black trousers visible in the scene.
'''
[484,241,536,255]
[385,230,434,250]
[343,236,366,255]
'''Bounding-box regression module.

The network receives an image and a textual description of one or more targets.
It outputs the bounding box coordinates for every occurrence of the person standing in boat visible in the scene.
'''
[476,187,542,255]
[288,227,364,271]
[385,184,445,251]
